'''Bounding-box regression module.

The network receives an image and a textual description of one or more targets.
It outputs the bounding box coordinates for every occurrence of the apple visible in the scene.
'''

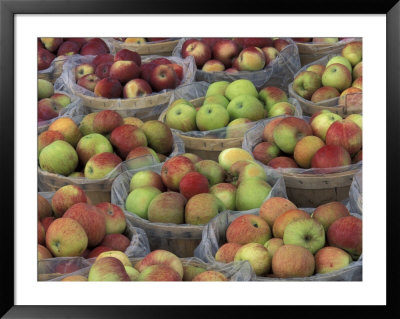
[182,265,206,281]
[95,62,112,79]
[234,38,273,49]
[130,170,165,192]
[264,238,284,257]
[352,77,362,90]
[92,53,114,67]
[45,217,88,257]
[181,39,212,68]
[192,271,227,281]
[165,103,197,132]
[312,201,350,232]
[57,40,80,56]
[272,209,311,239]
[209,183,236,211]
[122,79,152,98]
[38,130,65,157]
[203,94,230,109]
[88,257,130,281]
[236,179,271,211]
[272,244,315,278]
[48,117,82,147]
[311,111,342,141]
[137,249,184,279]
[37,98,61,121]
[38,79,54,100]
[138,265,181,281]
[327,216,362,260]
[92,110,124,135]
[123,117,144,127]
[326,56,352,73]
[84,152,122,179]
[124,37,146,44]
[161,155,196,191]
[342,41,362,66]
[225,118,253,139]
[37,48,56,70]
[311,86,340,103]
[322,63,352,92]
[125,147,159,167]
[225,79,258,100]
[38,244,52,260]
[261,47,279,65]
[147,191,186,224]
[273,38,290,52]
[94,77,123,99]
[77,74,101,92]
[125,186,162,219]
[88,246,113,259]
[50,93,71,108]
[227,214,271,245]
[75,63,95,81]
[140,120,173,155]
[42,217,55,234]
[325,120,362,156]
[312,37,338,43]
[169,63,183,81]
[39,140,78,176]
[345,114,362,130]
[237,46,266,71]
[200,37,221,49]
[205,81,230,97]
[231,160,267,184]
[196,104,230,131]
[226,95,266,121]
[79,113,97,136]
[65,37,87,48]
[76,133,113,165]
[268,156,299,169]
[100,233,131,252]
[283,218,325,254]
[95,202,127,234]
[311,145,352,169]
[268,102,296,118]
[51,185,88,218]
[306,64,326,78]
[273,117,312,154]
[109,60,140,83]
[315,246,353,274]
[202,60,225,72]
[68,172,84,178]
[194,160,225,186]
[212,39,240,68]
[38,221,45,245]
[215,242,242,263]
[114,49,141,66]
[40,38,64,52]
[259,197,297,228]
[293,71,322,100]
[110,124,148,159]
[179,172,209,200]
[38,194,53,220]
[262,117,284,143]
[218,148,253,171]
[293,135,325,168]
[80,39,109,56]
[185,193,225,225]
[63,202,107,247]
[252,142,280,165]
[234,243,271,276]
[309,109,332,124]
[352,62,362,80]
[181,153,202,164]
[96,250,132,267]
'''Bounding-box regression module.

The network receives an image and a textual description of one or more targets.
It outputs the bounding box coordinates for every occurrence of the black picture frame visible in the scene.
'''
[1,0,399,317]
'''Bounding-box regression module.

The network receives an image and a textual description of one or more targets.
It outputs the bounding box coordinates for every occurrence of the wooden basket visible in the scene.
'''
[38,168,114,205]
[288,84,362,117]
[112,39,180,56]
[296,42,348,66]
[37,57,66,84]
[159,97,243,161]
[282,169,358,208]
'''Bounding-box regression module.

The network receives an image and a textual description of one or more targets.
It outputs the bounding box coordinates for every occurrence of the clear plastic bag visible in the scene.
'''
[242,114,362,175]
[158,81,303,139]
[172,37,301,90]
[349,169,362,215]
[194,195,362,281]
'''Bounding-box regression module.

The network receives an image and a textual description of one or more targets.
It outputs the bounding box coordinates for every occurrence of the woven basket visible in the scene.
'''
[112,39,180,56]
[296,41,349,66]
[158,97,243,161]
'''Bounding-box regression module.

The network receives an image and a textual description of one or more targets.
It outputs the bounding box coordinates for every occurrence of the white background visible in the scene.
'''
[16,14,386,305]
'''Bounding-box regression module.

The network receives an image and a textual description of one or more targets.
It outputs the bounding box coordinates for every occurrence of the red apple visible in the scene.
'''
[94,77,123,98]
[181,39,212,68]
[169,63,183,80]
[57,40,80,56]
[80,38,109,56]
[40,38,63,52]
[100,233,131,252]
[37,193,53,220]
[109,60,141,83]
[161,155,196,191]
[325,120,362,156]
[252,141,281,165]
[38,48,56,70]
[92,53,114,68]
[150,57,172,65]
[95,62,113,79]
[114,49,141,66]
[87,246,113,259]
[41,216,55,232]
[123,79,152,98]
[268,156,299,169]
[311,145,352,169]
[179,171,210,200]
[149,64,177,91]
[212,39,240,68]
[95,202,127,234]
[92,110,124,134]
[201,60,225,72]
[51,184,88,218]
[226,214,271,245]
[110,124,148,159]
[312,201,350,232]
[215,242,242,263]
[77,74,101,92]
[273,39,290,52]
[261,46,280,65]
[75,63,95,81]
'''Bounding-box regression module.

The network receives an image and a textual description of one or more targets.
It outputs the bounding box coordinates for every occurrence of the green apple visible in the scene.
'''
[258,86,288,112]
[292,71,322,100]
[226,95,266,121]
[315,246,352,274]
[268,102,295,118]
[79,113,97,136]
[125,186,162,219]
[205,81,230,97]
[225,79,258,100]
[326,56,352,73]
[322,63,352,92]
[342,41,362,66]
[165,103,197,132]
[196,104,229,131]
[236,179,271,211]
[195,160,225,186]
[38,79,54,100]
[203,94,230,108]
[283,218,325,254]
[311,112,342,141]
[39,140,78,176]
[209,183,237,211]
[76,133,113,165]
[234,243,272,276]
[345,114,362,130]
[169,98,194,109]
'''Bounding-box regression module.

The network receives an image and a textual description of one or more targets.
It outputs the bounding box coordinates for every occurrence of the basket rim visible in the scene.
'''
[282,168,359,179]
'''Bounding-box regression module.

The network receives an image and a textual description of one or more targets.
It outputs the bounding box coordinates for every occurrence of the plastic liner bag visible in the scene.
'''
[159,81,303,139]
[107,37,180,55]
[50,255,254,281]
[288,52,362,112]
[37,115,185,193]
[194,197,362,281]
[242,114,362,175]
[349,169,362,215]
[54,54,197,116]
[172,38,301,90]
[37,89,84,134]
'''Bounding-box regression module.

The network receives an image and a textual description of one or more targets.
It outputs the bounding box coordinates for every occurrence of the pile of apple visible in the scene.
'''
[251,112,362,170]
[74,49,184,99]
[38,37,110,71]
[179,37,291,72]
[123,147,277,225]
[291,37,351,44]
[113,37,173,44]
[292,41,362,105]
[38,79,73,122]
[213,197,362,278]
[60,249,231,282]
[38,110,175,179]
[38,185,133,269]
[164,79,296,134]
